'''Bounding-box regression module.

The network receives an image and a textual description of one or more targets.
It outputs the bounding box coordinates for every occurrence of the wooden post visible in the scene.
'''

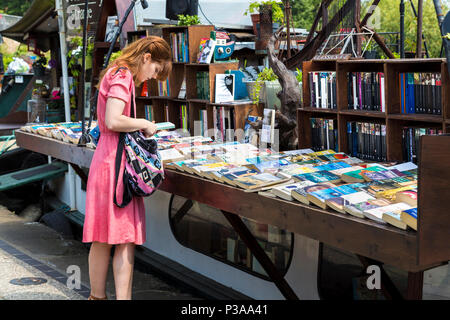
[355,0,362,57]
[416,0,423,58]
[285,0,292,59]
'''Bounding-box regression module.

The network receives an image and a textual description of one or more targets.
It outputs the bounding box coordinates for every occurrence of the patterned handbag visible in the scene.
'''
[113,70,164,208]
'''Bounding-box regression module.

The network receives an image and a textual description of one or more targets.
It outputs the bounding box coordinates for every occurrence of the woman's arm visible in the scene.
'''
[105,97,156,136]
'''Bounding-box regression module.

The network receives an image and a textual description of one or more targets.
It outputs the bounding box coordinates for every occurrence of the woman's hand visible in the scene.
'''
[143,120,157,138]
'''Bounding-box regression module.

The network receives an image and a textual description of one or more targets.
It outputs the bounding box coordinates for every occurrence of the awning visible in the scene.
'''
[0,0,56,52]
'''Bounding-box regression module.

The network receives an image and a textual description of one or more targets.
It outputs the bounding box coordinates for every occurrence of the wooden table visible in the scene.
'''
[15,130,450,300]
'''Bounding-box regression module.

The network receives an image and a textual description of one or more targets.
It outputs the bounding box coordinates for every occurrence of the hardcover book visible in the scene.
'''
[215,74,235,103]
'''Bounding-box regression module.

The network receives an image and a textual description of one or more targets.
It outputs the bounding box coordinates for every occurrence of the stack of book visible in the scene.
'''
[399,73,442,115]
[213,106,235,142]
[160,140,419,232]
[308,72,337,109]
[169,31,189,63]
[402,126,443,163]
[158,79,170,97]
[347,121,386,161]
[347,72,385,112]
[310,118,338,152]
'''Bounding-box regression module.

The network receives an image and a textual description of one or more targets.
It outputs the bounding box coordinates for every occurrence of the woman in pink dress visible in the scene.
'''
[82,36,172,300]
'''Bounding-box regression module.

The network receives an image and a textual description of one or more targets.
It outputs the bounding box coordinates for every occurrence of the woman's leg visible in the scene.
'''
[112,243,136,300]
[88,242,113,299]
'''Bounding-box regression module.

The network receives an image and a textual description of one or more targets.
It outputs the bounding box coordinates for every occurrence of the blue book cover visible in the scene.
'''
[407,73,415,114]
[403,207,417,219]
[293,170,341,183]
[226,70,248,100]
[400,73,405,113]
[314,161,351,172]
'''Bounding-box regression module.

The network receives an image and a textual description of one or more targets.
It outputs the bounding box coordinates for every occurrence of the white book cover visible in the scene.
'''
[342,191,375,205]
[314,72,319,108]
[363,202,412,224]
[178,78,186,99]
[215,74,235,103]
[159,148,184,161]
[352,74,358,109]
[105,16,119,42]
[272,181,315,201]
[388,162,418,172]
[282,148,315,155]
[321,74,327,109]
[330,166,364,176]
[380,74,385,112]
[198,39,216,64]
[261,109,275,144]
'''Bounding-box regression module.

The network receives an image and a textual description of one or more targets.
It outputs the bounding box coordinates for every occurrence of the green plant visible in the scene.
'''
[244,0,285,24]
[443,33,450,40]
[250,67,278,104]
[177,14,201,26]
[295,68,302,83]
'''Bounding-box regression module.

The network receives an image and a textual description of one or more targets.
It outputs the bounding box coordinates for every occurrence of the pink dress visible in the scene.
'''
[82,67,146,245]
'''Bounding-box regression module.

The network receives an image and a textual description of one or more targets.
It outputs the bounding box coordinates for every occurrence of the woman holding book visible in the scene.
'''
[82,36,172,300]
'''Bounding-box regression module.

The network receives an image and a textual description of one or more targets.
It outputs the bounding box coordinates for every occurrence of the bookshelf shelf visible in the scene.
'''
[339,109,386,118]
[387,113,443,123]
[300,59,449,162]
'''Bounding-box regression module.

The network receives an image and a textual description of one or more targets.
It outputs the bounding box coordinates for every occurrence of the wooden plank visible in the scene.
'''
[418,135,450,267]
[406,271,424,300]
[15,131,94,168]
[159,169,422,271]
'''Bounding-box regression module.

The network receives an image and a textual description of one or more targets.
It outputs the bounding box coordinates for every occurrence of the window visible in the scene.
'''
[169,195,293,280]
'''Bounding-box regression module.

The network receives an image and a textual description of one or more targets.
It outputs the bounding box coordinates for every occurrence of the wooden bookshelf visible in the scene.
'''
[161,25,214,64]
[299,58,449,162]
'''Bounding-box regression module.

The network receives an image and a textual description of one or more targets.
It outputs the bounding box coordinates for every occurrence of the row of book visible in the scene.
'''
[144,105,153,121]
[308,72,337,109]
[347,72,385,112]
[402,127,443,164]
[154,135,418,231]
[180,105,188,131]
[310,118,338,152]
[347,122,387,162]
[169,31,189,63]
[399,73,442,115]
[196,71,210,100]
[213,106,236,142]
[158,79,170,97]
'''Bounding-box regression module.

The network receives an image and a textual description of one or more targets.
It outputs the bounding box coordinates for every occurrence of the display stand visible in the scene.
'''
[14,130,450,300]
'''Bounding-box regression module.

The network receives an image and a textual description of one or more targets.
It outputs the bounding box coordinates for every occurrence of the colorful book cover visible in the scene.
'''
[291,182,336,205]
[313,161,352,172]
[271,181,315,201]
[400,207,418,230]
[363,202,412,224]
[345,198,392,219]
[293,170,341,184]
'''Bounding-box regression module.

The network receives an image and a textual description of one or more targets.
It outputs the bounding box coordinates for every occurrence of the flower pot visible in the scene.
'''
[251,13,260,36]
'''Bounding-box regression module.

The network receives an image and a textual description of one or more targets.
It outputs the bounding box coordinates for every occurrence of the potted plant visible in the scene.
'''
[362,39,379,59]
[247,67,281,109]
[177,14,201,26]
[32,55,47,76]
[244,0,284,36]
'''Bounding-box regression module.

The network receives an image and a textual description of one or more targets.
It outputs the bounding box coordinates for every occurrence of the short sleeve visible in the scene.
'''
[106,68,132,104]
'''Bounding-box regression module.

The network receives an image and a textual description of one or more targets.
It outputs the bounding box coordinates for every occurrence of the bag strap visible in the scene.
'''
[113,67,135,208]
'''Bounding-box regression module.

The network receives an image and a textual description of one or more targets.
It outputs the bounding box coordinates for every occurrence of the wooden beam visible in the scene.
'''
[406,271,424,300]
[416,0,423,58]
[360,0,382,27]
[221,210,300,300]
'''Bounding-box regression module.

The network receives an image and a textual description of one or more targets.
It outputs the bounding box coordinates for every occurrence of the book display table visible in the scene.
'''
[14,130,450,300]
